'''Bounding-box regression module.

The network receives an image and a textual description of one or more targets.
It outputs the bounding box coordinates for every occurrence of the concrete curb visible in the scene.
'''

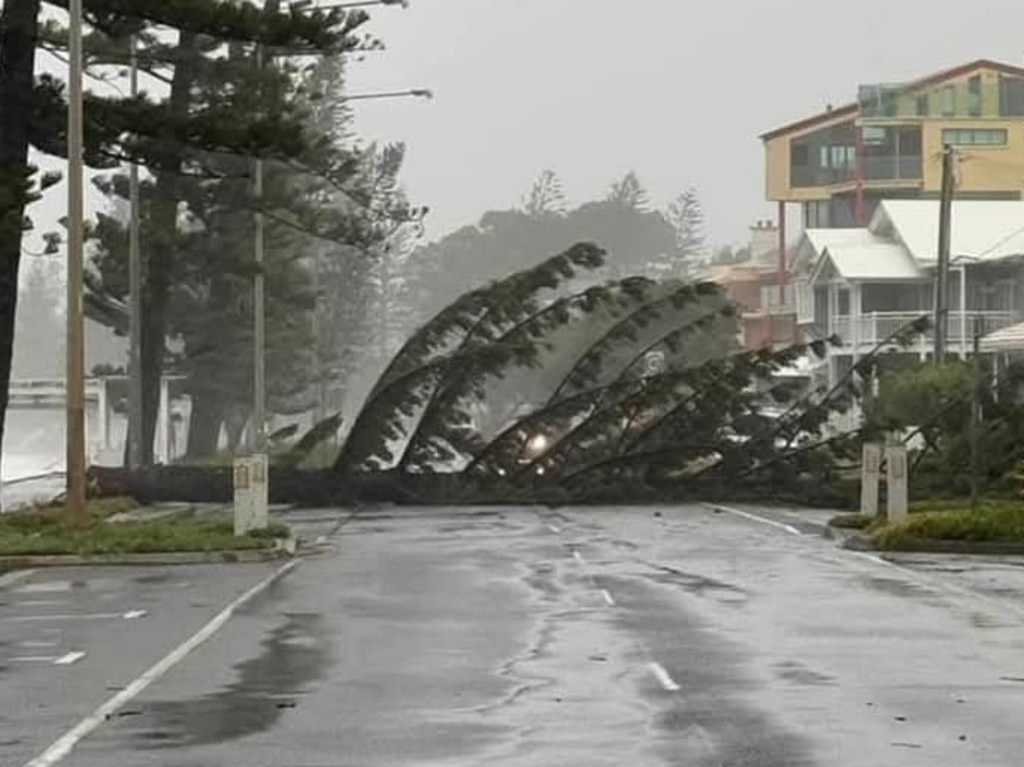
[840,532,1024,556]
[0,546,291,572]
[0,534,335,575]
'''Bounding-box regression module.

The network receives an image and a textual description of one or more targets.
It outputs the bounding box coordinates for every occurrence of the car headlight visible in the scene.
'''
[525,433,549,456]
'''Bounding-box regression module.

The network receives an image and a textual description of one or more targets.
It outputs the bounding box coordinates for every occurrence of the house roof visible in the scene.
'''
[980,320,1024,353]
[813,242,921,282]
[871,200,1024,263]
[760,59,1024,141]
[798,199,1024,283]
[793,229,878,273]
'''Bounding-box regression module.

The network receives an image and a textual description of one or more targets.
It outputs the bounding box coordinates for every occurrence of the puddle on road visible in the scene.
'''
[643,565,749,605]
[773,660,837,687]
[126,612,330,748]
[858,575,937,599]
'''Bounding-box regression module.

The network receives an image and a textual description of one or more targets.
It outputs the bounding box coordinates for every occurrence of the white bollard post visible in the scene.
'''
[886,443,909,523]
[234,455,269,536]
[252,452,269,531]
[233,457,253,536]
[860,443,882,517]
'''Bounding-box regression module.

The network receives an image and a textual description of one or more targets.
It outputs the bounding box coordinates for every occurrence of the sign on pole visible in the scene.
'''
[860,443,882,517]
[886,443,909,522]
[234,454,269,536]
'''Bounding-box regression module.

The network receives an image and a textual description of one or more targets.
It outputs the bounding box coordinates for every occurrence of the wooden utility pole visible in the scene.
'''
[127,35,144,468]
[66,0,88,526]
[970,315,983,509]
[933,144,955,364]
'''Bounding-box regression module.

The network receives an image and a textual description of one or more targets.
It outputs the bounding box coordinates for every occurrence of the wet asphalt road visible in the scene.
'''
[4,504,1024,766]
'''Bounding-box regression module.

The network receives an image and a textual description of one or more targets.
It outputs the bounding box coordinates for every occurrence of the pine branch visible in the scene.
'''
[397,281,622,471]
[514,303,737,477]
[548,281,725,402]
[335,244,607,472]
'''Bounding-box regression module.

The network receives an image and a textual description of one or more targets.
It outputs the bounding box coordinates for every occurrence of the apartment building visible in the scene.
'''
[762,59,1024,247]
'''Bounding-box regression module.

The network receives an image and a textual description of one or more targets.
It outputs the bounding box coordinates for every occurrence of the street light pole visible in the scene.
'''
[127,35,143,469]
[252,44,267,454]
[66,0,88,525]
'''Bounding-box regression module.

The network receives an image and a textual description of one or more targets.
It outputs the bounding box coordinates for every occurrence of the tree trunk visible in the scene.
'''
[139,30,199,464]
[186,388,224,459]
[0,0,43,477]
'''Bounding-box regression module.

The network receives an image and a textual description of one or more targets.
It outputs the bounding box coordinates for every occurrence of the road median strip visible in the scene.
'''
[833,500,1024,555]
[0,497,324,571]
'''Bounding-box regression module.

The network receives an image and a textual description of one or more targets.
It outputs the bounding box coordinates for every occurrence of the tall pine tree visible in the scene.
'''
[0,0,367,465]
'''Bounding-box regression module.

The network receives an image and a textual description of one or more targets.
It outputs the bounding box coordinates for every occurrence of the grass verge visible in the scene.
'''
[0,498,289,557]
[869,501,1024,551]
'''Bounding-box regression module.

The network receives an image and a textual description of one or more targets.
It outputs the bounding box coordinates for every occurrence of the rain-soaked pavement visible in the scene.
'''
[4,504,1024,766]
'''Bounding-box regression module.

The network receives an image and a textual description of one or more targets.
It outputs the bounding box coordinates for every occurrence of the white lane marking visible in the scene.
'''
[546,524,561,534]
[54,652,86,666]
[22,560,298,767]
[2,613,125,623]
[18,600,68,607]
[843,549,1024,622]
[648,662,681,692]
[2,609,145,623]
[706,504,802,536]
[0,569,37,590]
[18,640,59,649]
[601,589,616,607]
[8,651,86,666]
[17,581,71,594]
[572,550,583,563]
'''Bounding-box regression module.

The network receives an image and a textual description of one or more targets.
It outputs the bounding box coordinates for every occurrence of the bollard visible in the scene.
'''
[860,443,882,517]
[234,454,269,535]
[885,443,909,523]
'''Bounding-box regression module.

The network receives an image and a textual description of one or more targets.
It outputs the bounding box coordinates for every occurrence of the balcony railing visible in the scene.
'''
[829,311,1019,349]
[858,79,1024,121]
[862,155,922,182]
[791,156,922,189]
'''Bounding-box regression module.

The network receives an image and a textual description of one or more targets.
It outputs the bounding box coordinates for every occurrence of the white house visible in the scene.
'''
[791,199,1024,391]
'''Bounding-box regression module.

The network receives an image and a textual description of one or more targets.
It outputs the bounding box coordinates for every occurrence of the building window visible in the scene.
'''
[916,93,929,117]
[942,128,1008,146]
[1000,75,1024,116]
[968,75,983,116]
[940,85,956,117]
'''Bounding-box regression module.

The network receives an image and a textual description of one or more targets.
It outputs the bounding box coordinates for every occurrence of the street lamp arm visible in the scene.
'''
[342,88,433,101]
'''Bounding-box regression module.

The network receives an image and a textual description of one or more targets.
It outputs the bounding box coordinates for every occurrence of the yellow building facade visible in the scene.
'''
[763,60,1024,232]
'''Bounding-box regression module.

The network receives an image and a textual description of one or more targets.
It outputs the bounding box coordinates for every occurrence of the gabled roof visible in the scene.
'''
[792,229,877,274]
[760,59,1024,141]
[811,242,921,283]
[981,320,1024,353]
[800,199,1024,283]
[871,199,1024,263]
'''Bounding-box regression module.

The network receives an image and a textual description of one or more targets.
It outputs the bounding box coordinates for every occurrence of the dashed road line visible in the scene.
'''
[705,504,802,537]
[648,662,681,692]
[0,569,37,591]
[22,560,299,767]
[7,651,85,666]
[18,640,59,649]
[546,523,561,534]
[54,652,86,666]
[572,549,583,563]
[601,589,616,607]
[2,609,148,623]
[18,600,68,607]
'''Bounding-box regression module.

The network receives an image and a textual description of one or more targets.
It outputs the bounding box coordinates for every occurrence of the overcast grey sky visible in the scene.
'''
[344,0,1024,247]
